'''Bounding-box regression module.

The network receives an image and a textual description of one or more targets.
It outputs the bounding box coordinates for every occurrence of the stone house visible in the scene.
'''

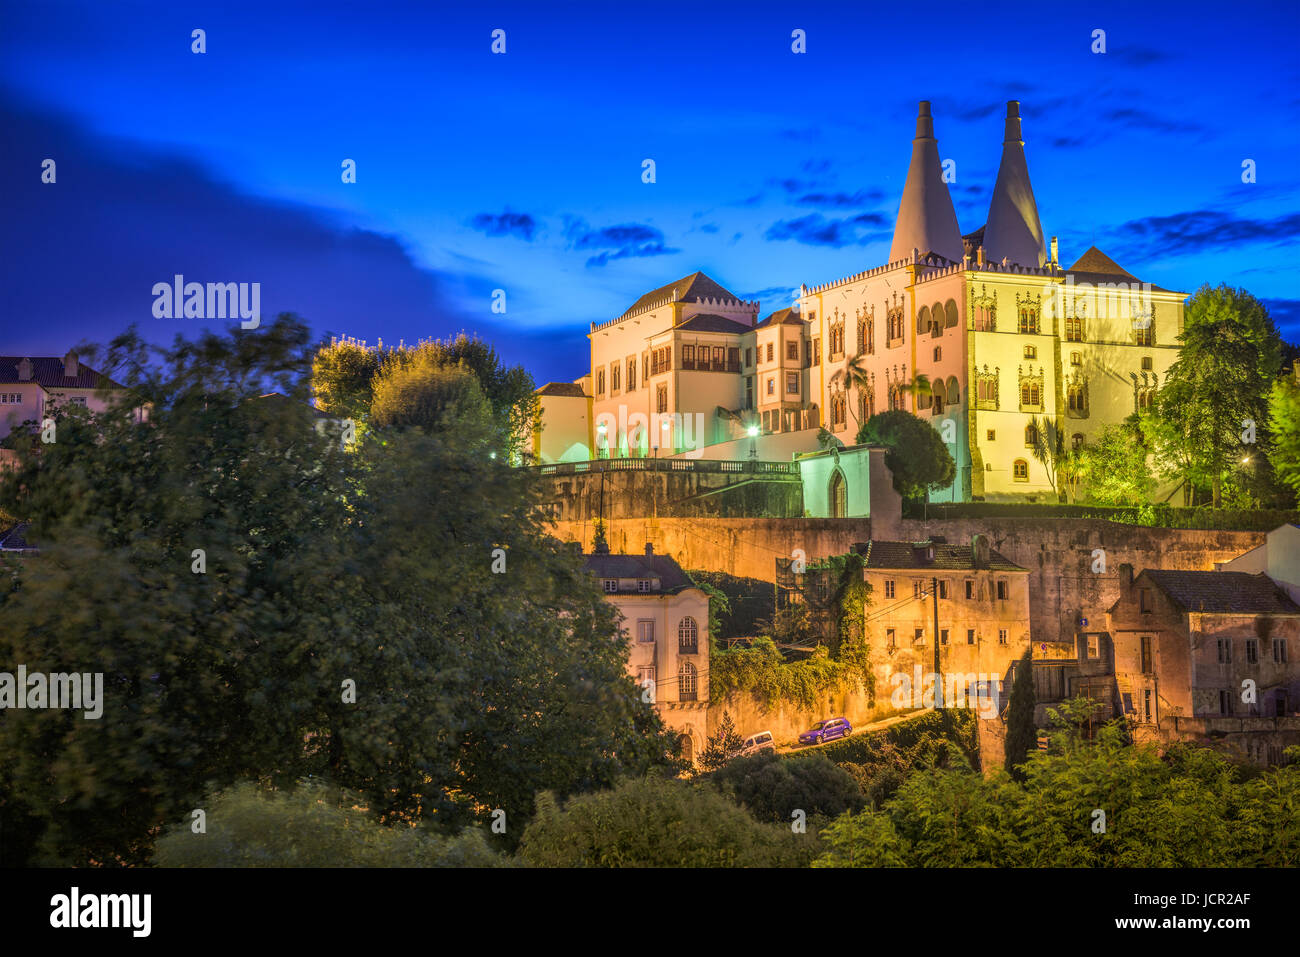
[854,534,1032,715]
[1108,565,1300,724]
[583,542,710,763]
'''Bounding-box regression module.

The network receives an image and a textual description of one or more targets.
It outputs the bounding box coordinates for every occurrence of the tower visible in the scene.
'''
[983,101,1047,268]
[889,101,964,264]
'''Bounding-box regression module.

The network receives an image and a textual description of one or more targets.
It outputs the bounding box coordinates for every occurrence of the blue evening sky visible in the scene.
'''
[2,0,1297,385]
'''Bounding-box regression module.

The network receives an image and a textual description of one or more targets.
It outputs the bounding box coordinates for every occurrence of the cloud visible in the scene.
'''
[1109,46,1172,67]
[950,102,1002,122]
[764,212,891,247]
[1263,298,1300,337]
[794,188,885,209]
[1111,208,1300,255]
[1050,136,1088,149]
[563,217,679,267]
[1101,107,1188,134]
[0,88,480,358]
[468,210,537,240]
[740,284,799,305]
[697,223,720,233]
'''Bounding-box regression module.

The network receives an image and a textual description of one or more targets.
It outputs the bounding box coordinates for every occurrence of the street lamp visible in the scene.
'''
[746,424,759,463]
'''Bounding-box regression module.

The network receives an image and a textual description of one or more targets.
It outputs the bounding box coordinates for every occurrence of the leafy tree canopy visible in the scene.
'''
[855,409,955,500]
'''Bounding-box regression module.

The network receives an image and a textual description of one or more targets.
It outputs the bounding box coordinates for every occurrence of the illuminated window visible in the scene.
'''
[1013,459,1029,481]
[678,617,699,654]
[678,661,698,701]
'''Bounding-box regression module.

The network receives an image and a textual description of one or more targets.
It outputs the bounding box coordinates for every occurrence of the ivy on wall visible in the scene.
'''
[710,552,874,711]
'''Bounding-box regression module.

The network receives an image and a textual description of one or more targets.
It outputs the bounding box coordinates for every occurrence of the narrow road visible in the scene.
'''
[776,708,928,754]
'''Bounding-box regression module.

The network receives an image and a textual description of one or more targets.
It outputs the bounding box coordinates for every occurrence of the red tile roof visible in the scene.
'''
[0,356,124,390]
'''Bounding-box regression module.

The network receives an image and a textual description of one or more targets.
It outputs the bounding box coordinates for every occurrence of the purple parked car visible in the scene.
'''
[798,716,852,746]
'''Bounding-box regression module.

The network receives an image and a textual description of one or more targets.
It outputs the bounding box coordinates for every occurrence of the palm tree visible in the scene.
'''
[901,373,932,412]
[829,351,875,431]
[1027,415,1080,502]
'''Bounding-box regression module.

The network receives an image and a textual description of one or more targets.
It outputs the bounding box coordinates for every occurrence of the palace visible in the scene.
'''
[532,100,1186,502]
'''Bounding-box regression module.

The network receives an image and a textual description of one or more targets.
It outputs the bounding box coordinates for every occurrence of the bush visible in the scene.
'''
[153,780,507,867]
[710,636,870,711]
[704,751,865,823]
[815,709,1300,868]
[901,501,1299,531]
[516,776,818,868]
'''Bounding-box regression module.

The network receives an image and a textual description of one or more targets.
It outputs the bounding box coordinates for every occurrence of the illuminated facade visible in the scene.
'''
[534,101,1186,502]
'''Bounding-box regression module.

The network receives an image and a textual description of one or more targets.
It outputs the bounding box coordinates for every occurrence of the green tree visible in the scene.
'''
[855,409,955,500]
[705,751,864,824]
[1268,365,1300,505]
[698,710,744,771]
[312,338,380,420]
[153,780,506,867]
[1003,648,1036,781]
[0,316,675,865]
[1152,284,1283,507]
[369,352,493,436]
[1078,419,1155,506]
[516,776,818,867]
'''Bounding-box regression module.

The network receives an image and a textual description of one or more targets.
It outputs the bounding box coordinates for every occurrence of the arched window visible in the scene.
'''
[917,305,931,335]
[679,734,695,764]
[678,661,698,701]
[1013,459,1029,481]
[930,302,944,336]
[1072,433,1085,451]
[931,379,946,414]
[944,299,959,328]
[829,469,847,518]
[678,617,698,654]
[946,375,959,407]
[1025,423,1039,448]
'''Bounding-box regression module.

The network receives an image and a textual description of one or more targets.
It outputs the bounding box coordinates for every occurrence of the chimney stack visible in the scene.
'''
[983,101,1047,268]
[971,534,990,568]
[888,101,964,264]
[645,542,654,557]
[1119,563,1134,594]
[63,350,79,378]
[16,358,32,381]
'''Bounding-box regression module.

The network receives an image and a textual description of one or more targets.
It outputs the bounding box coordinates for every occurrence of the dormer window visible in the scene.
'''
[637,579,651,593]
[602,579,618,593]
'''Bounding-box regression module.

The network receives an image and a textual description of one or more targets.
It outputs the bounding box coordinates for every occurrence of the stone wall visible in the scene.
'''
[536,468,802,521]
[897,518,1262,646]
[551,517,876,581]
[1138,716,1300,766]
[549,516,1264,646]
[707,687,898,747]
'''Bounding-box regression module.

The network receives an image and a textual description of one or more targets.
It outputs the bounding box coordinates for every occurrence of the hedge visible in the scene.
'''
[902,502,1298,531]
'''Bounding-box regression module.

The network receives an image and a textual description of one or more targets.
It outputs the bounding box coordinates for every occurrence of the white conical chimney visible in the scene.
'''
[889,101,964,264]
[983,101,1047,268]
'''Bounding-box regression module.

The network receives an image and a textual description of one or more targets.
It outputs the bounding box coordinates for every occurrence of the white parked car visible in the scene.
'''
[736,730,776,757]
